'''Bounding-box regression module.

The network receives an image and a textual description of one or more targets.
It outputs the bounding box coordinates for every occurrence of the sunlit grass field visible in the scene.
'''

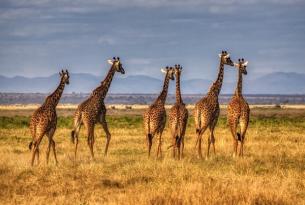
[0,107,304,204]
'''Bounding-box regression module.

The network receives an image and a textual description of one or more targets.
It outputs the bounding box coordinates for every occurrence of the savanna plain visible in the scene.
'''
[0,106,304,205]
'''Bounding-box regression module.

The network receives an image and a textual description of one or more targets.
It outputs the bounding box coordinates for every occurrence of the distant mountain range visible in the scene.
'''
[0,72,305,94]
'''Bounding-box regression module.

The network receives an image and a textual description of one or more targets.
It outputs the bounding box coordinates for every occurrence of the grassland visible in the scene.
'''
[0,106,304,205]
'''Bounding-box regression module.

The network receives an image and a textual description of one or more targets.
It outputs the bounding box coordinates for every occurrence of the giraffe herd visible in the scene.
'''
[29,51,249,166]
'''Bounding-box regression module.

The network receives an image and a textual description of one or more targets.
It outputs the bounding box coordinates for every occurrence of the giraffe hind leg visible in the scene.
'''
[209,112,219,157]
[31,133,44,166]
[176,136,182,160]
[196,125,208,159]
[84,122,95,159]
[73,124,81,161]
[156,131,164,158]
[229,119,239,158]
[239,117,249,157]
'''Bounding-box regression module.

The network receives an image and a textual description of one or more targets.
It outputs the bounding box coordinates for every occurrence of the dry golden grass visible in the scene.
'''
[0,107,304,205]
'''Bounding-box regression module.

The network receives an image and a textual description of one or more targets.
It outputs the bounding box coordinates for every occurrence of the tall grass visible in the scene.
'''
[0,113,304,204]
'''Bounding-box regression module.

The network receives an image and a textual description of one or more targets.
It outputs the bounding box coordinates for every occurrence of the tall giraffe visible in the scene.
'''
[143,66,175,158]
[168,64,188,160]
[29,69,70,166]
[71,57,125,160]
[194,51,234,159]
[227,58,250,157]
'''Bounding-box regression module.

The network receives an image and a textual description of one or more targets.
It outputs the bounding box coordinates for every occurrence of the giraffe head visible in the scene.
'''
[174,64,182,78]
[234,58,248,75]
[218,50,234,66]
[108,57,125,74]
[161,66,175,80]
[59,69,70,85]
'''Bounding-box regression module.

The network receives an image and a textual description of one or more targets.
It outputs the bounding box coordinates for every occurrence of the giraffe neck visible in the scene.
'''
[175,73,183,104]
[235,69,243,96]
[155,74,170,105]
[92,66,116,100]
[209,61,224,95]
[44,79,66,108]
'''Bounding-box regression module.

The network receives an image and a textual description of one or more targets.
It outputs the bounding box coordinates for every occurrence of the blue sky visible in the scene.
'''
[0,0,305,81]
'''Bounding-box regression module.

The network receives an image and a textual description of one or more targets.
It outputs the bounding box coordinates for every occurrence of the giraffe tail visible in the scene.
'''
[71,130,75,144]
[28,141,33,150]
[167,144,174,149]
[237,132,242,141]
[167,136,182,149]
[147,134,153,145]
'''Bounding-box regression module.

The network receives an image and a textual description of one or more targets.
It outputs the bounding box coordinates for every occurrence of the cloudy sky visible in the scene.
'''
[0,0,304,81]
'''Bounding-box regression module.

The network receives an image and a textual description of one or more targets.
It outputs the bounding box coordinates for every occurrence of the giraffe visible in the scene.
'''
[194,51,234,159]
[71,57,125,160]
[29,69,70,166]
[168,64,188,160]
[143,66,175,158]
[227,58,250,157]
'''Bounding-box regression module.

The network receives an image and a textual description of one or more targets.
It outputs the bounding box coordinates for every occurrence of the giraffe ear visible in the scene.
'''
[107,59,113,65]
[218,54,222,58]
[161,68,166,73]
[243,61,248,66]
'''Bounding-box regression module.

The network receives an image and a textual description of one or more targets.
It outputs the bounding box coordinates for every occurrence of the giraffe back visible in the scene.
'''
[227,94,250,122]
[169,103,188,137]
[143,103,166,135]
[194,92,219,129]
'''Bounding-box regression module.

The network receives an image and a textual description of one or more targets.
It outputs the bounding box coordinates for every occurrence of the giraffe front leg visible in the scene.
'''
[101,120,111,156]
[46,140,51,164]
[50,139,58,165]
[46,128,56,164]
[36,147,40,165]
